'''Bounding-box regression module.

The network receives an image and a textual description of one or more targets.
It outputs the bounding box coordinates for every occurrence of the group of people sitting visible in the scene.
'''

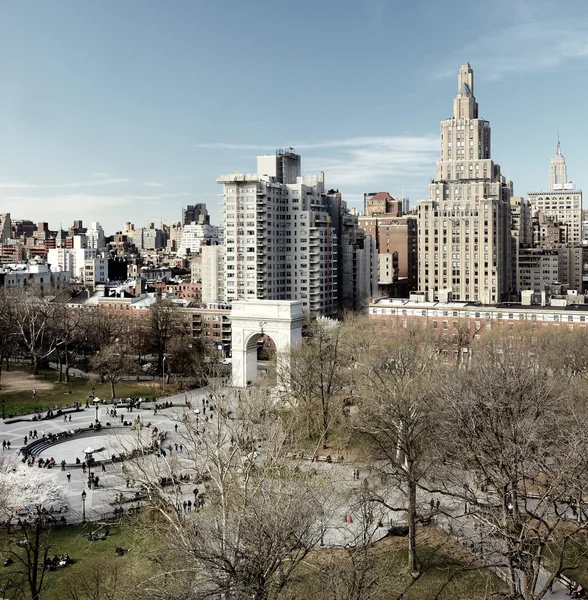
[44,554,72,571]
[153,401,174,411]
[87,528,109,542]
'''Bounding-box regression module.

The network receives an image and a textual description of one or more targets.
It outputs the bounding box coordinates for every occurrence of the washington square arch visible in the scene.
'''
[229,300,304,388]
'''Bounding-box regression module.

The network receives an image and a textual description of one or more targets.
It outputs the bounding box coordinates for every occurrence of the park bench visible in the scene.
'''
[558,573,576,594]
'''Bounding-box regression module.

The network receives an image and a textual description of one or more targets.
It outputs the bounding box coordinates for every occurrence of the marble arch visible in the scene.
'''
[229,300,303,388]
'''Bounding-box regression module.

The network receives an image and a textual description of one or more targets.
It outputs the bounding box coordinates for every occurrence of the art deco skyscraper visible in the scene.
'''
[417,64,513,304]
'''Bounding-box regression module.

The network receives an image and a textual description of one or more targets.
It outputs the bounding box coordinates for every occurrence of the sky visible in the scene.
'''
[1,0,588,234]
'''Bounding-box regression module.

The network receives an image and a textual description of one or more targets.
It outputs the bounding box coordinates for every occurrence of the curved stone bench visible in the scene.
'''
[21,426,128,462]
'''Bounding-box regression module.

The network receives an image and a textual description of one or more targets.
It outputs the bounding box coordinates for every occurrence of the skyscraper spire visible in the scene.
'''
[549,134,568,190]
[453,63,478,120]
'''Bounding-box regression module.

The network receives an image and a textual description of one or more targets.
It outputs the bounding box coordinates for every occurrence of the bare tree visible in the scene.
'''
[352,328,440,574]
[148,297,184,372]
[285,316,348,451]
[123,386,326,599]
[435,331,588,599]
[89,344,136,398]
[0,291,18,387]
[12,291,60,375]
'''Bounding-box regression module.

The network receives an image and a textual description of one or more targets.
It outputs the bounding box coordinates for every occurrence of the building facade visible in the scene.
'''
[528,140,583,245]
[417,63,513,304]
[219,151,338,315]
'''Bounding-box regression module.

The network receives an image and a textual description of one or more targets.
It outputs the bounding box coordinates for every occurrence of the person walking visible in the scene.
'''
[68,415,72,422]
[23,436,28,445]
[2,440,5,450]
[66,472,71,482]
[183,501,187,512]
[64,415,67,422]
[187,500,192,512]
[32,389,36,398]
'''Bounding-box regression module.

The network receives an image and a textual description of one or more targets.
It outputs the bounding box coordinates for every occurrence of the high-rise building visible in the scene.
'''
[218,150,376,315]
[182,204,210,226]
[0,214,11,243]
[359,193,418,296]
[528,138,583,245]
[87,222,106,250]
[201,243,226,305]
[178,223,222,257]
[326,189,378,311]
[417,63,513,304]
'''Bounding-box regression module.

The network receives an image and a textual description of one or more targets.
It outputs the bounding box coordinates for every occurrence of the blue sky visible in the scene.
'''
[1,0,588,234]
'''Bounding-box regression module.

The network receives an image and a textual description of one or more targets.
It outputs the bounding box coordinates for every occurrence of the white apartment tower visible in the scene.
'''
[418,63,513,304]
[218,150,339,316]
[528,138,583,245]
[87,222,106,250]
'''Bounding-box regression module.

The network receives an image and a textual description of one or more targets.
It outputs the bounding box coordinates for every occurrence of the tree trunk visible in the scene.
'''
[5,355,9,371]
[110,379,116,399]
[64,361,71,384]
[407,474,420,574]
[57,353,63,383]
[33,356,39,376]
[321,394,329,449]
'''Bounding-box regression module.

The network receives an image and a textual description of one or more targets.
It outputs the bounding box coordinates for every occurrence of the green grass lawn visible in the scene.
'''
[289,543,504,600]
[0,520,505,600]
[0,369,164,418]
[0,519,161,599]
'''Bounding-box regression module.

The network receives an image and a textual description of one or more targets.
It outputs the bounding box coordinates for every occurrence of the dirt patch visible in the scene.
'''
[0,371,53,394]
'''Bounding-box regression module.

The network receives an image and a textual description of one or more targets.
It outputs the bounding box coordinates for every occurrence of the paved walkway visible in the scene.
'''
[0,386,575,597]
[0,387,211,523]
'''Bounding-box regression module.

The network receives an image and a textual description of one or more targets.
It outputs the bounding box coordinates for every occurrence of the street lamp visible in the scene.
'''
[162,356,167,396]
[94,402,99,424]
[194,408,200,433]
[84,447,94,489]
[81,490,87,524]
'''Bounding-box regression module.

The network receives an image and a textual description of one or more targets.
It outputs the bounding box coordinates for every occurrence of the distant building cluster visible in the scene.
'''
[3,62,588,356]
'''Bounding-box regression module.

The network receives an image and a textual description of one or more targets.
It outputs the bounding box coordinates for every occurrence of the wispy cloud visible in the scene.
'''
[124,192,192,201]
[435,1,588,79]
[196,135,438,201]
[91,172,112,178]
[303,136,438,187]
[0,177,130,190]
[1,191,193,223]
[143,181,164,188]
[195,142,273,151]
[1,193,135,213]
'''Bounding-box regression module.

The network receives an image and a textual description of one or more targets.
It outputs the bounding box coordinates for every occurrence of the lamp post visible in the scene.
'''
[162,356,167,396]
[81,490,86,524]
[94,402,99,424]
[1,398,4,420]
[84,447,94,489]
[194,408,200,433]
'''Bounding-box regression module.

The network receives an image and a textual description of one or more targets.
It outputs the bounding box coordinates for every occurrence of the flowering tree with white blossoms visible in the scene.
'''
[0,458,67,600]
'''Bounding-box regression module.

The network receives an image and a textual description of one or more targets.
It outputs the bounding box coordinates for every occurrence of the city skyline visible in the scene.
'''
[1,0,588,232]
